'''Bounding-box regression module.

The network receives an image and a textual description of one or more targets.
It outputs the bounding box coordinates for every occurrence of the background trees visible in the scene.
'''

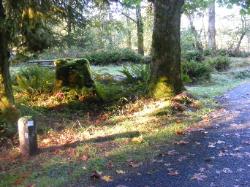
[0,0,249,104]
[208,0,216,50]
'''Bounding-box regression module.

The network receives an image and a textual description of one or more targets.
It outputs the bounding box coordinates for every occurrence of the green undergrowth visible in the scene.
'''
[2,57,250,187]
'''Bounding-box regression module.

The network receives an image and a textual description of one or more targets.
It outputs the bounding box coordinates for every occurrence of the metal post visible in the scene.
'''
[18,116,38,156]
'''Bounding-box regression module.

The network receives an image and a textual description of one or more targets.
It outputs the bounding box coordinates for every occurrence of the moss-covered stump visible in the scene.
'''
[55,58,94,88]
[55,58,96,94]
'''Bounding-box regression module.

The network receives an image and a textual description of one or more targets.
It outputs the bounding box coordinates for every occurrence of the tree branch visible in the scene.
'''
[121,12,136,23]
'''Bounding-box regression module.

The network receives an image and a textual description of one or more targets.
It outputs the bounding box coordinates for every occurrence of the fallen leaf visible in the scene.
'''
[168,170,179,176]
[164,163,171,167]
[218,151,227,157]
[216,170,221,174]
[101,175,113,182]
[208,142,216,148]
[128,161,143,168]
[42,138,51,144]
[116,170,126,174]
[217,140,225,144]
[176,120,182,124]
[195,141,201,145]
[237,168,244,172]
[176,130,185,135]
[222,168,233,174]
[80,155,89,161]
[204,157,214,162]
[14,172,31,185]
[178,156,187,162]
[166,150,178,156]
[174,140,189,145]
[187,128,205,133]
[131,135,144,144]
[90,170,102,180]
[106,161,113,169]
[191,173,207,181]
[199,168,206,172]
[27,184,35,187]
[242,141,250,145]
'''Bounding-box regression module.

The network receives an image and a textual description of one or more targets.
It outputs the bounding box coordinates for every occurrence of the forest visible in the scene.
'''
[0,0,250,186]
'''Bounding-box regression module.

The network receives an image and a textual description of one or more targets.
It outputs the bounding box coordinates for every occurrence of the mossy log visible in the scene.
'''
[55,58,95,90]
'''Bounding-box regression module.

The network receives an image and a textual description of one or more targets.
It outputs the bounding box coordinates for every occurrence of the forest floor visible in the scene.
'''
[1,57,250,187]
[98,82,250,187]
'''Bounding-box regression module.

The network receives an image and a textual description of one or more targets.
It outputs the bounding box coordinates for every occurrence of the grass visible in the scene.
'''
[1,57,250,187]
[188,58,250,98]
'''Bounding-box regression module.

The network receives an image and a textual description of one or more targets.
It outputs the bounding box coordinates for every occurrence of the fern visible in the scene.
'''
[120,64,150,83]
[13,65,55,94]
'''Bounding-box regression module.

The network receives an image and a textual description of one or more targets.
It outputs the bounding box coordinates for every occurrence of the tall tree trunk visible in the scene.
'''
[149,0,184,99]
[136,4,144,55]
[208,0,216,51]
[0,0,14,104]
[108,9,113,46]
[187,14,203,52]
[234,31,246,53]
[66,0,73,47]
[234,16,247,54]
[126,17,132,49]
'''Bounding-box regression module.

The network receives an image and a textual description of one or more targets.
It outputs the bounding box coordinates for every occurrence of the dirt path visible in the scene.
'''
[99,83,250,187]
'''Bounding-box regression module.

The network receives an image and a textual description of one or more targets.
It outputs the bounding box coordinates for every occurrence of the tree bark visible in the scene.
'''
[66,0,73,47]
[234,31,246,53]
[136,4,144,55]
[67,0,73,35]
[149,0,184,99]
[187,14,203,52]
[234,16,248,53]
[0,0,14,104]
[126,17,132,49]
[208,0,216,51]
[107,9,113,46]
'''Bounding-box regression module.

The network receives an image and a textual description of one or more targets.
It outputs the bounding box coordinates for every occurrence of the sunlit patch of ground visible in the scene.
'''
[1,57,250,186]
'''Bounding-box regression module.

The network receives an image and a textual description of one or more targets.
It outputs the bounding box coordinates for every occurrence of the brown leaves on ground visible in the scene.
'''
[191,173,207,181]
[90,170,102,179]
[242,140,250,145]
[174,140,189,145]
[128,160,143,168]
[171,91,201,112]
[157,150,179,157]
[101,175,113,182]
[131,135,144,144]
[116,170,126,174]
[175,130,185,136]
[90,170,113,182]
[14,172,31,185]
[40,129,77,148]
[167,170,180,176]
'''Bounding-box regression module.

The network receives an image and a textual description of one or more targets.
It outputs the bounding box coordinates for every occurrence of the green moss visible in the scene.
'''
[55,58,94,89]
[149,77,175,99]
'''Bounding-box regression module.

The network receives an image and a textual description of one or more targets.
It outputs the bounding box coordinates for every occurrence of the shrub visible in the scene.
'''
[216,49,228,56]
[181,72,192,83]
[208,56,231,71]
[84,48,144,65]
[228,50,250,57]
[182,60,212,82]
[0,97,20,142]
[203,49,213,56]
[13,65,55,94]
[120,64,150,84]
[183,50,204,62]
[233,70,250,79]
